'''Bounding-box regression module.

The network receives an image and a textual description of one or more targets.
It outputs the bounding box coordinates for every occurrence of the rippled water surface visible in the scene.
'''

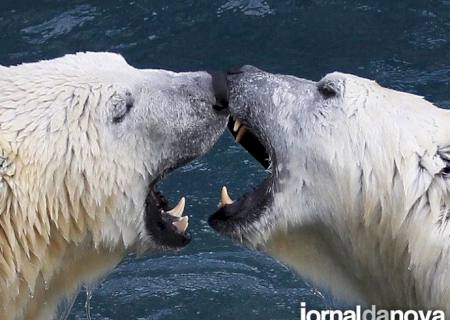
[1,1,450,319]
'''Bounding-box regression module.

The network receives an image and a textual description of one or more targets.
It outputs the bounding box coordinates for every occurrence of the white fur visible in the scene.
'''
[253,73,450,310]
[0,52,224,319]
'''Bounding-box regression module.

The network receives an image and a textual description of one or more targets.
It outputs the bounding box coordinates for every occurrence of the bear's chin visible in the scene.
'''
[208,117,275,246]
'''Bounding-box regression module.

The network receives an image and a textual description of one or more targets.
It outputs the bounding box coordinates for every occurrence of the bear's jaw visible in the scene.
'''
[208,116,277,245]
[144,178,191,249]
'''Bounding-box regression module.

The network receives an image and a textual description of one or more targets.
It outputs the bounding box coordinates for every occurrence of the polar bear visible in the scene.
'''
[209,66,450,312]
[0,52,228,319]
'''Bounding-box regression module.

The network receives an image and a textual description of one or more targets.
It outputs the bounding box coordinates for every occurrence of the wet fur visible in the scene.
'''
[228,71,450,311]
[0,52,225,319]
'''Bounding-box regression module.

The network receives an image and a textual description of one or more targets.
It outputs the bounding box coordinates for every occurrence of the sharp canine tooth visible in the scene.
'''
[167,197,185,217]
[221,186,234,206]
[235,126,247,143]
[173,216,189,233]
[233,120,242,132]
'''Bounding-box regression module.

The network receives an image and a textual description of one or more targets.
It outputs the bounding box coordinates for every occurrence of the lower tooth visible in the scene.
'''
[220,186,234,207]
[173,216,189,233]
[167,197,185,217]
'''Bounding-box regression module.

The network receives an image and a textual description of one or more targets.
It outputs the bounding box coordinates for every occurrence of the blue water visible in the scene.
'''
[1,1,450,319]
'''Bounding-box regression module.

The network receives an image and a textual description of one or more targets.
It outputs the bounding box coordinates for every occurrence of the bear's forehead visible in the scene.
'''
[7,52,133,77]
[48,52,129,69]
[2,52,141,90]
[58,52,129,69]
[320,72,378,88]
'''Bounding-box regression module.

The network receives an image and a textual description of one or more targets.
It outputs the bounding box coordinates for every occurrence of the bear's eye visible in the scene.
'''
[317,82,338,99]
[112,92,134,124]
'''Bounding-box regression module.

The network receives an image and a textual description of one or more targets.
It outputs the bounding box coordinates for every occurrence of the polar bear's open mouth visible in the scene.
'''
[145,175,191,249]
[208,117,273,240]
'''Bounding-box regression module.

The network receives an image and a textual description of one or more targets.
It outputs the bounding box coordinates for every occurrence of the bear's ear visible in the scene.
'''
[110,90,134,124]
[317,82,338,99]
[436,145,450,176]
[317,79,340,99]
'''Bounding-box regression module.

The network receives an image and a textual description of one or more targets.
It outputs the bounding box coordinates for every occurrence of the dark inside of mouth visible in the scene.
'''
[208,176,273,236]
[207,118,273,236]
[227,118,270,169]
[144,184,191,248]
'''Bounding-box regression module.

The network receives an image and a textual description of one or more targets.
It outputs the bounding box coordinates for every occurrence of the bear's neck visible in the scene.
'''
[1,229,125,320]
[268,184,450,312]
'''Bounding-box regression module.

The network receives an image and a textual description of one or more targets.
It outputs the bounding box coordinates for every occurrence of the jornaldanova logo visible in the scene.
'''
[300,303,445,320]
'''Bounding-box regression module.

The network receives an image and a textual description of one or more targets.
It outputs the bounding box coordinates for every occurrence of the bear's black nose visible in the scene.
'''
[209,71,229,111]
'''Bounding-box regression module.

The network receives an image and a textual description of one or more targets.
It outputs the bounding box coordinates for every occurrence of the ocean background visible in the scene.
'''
[1,1,450,319]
